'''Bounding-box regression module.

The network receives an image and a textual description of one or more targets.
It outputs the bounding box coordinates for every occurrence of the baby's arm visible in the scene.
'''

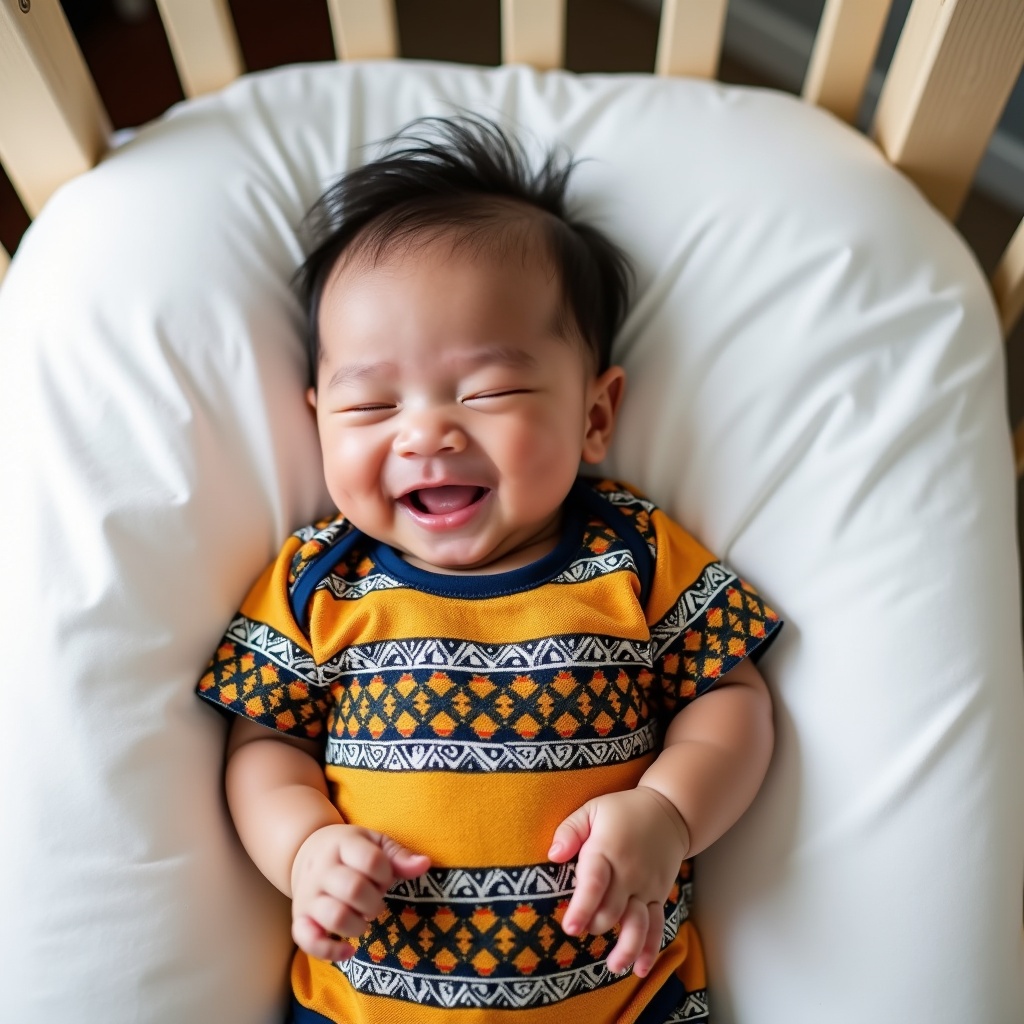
[548,657,773,976]
[225,717,430,961]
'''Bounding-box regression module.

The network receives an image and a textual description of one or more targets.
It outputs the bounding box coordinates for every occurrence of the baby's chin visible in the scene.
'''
[400,531,561,576]
[397,545,508,575]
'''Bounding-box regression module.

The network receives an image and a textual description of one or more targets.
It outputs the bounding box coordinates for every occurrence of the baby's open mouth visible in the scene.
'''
[404,485,488,515]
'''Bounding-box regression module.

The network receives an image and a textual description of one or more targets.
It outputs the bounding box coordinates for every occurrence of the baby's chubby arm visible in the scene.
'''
[548,657,773,977]
[225,718,430,962]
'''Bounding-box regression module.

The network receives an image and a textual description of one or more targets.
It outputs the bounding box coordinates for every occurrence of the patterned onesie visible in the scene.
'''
[197,477,782,1024]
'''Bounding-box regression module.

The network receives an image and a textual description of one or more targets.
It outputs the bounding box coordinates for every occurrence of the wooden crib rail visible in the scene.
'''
[873,0,1024,222]
[0,0,109,218]
[502,0,565,70]
[1,0,1022,337]
[802,0,892,125]
[995,219,1024,474]
[655,0,728,80]
[152,0,243,99]
[327,0,399,62]
[4,0,1023,225]
[996,219,1024,339]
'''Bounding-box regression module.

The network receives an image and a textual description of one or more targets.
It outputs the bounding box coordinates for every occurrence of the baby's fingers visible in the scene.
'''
[561,853,612,937]
[292,913,356,963]
[631,901,665,978]
[305,893,370,946]
[604,897,649,975]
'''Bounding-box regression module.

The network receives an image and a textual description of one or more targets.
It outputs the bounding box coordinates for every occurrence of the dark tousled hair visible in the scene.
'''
[296,114,633,387]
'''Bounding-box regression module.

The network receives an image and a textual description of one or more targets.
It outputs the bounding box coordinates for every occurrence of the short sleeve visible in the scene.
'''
[195,527,334,739]
[647,512,782,717]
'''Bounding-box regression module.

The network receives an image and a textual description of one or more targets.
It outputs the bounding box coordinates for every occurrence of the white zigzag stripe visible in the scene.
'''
[317,633,655,682]
[649,561,736,659]
[224,562,733,689]
[293,519,351,546]
[600,486,656,517]
[337,959,611,1010]
[320,547,636,597]
[320,570,406,601]
[387,862,577,902]
[336,896,690,1009]
[325,720,660,773]
[224,616,320,685]
[550,548,637,586]
[598,487,658,555]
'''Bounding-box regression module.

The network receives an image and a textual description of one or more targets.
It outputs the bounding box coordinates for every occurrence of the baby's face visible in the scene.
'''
[308,241,624,573]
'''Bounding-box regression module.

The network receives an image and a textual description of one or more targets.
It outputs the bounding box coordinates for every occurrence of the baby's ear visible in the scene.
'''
[581,366,626,464]
[306,387,318,411]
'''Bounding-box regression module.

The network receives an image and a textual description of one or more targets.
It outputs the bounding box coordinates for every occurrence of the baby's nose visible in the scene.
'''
[393,410,468,457]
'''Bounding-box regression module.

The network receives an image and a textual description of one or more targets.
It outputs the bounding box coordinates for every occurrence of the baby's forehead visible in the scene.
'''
[327,200,560,283]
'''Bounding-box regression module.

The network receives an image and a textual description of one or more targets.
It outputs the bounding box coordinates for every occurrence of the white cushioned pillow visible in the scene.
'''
[1,61,1022,1024]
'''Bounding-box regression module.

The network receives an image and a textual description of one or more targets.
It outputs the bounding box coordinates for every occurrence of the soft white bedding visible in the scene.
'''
[0,60,1021,1023]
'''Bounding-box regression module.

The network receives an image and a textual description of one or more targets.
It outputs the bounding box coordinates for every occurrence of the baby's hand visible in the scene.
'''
[548,788,690,978]
[290,824,430,962]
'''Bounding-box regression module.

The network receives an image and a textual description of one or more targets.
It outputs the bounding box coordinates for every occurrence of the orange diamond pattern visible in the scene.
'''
[659,581,780,712]
[328,666,655,744]
[198,640,325,738]
[348,868,689,981]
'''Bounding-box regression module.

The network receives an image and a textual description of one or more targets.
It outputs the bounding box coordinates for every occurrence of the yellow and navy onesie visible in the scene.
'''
[197,478,781,1024]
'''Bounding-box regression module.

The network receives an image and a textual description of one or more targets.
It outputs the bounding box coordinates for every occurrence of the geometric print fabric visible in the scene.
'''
[333,866,691,1009]
[198,571,780,753]
[196,478,781,1022]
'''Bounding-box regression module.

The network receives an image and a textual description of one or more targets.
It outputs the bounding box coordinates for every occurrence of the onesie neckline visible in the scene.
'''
[369,482,591,600]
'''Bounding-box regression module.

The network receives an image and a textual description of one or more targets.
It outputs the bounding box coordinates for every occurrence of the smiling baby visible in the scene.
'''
[196,114,781,1024]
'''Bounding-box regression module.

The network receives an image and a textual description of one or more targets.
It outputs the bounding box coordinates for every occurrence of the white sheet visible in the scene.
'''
[1,60,1021,1023]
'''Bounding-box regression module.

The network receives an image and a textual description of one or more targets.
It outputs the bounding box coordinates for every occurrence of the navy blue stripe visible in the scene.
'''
[288,998,334,1024]
[288,479,654,617]
[289,527,365,629]
[636,972,686,1023]
[370,492,586,598]
[571,481,654,609]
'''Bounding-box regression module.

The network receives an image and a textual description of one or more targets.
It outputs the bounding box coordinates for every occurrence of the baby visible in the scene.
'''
[197,115,780,1024]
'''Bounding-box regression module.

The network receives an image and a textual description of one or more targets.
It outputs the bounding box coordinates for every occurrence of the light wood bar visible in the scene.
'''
[873,0,1024,221]
[0,243,9,283]
[153,0,244,98]
[0,0,110,217]
[501,0,565,71]
[656,0,728,79]
[803,0,892,124]
[993,217,1024,338]
[327,0,399,60]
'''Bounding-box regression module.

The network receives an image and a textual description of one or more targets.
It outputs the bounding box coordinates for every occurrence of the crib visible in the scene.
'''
[1,2,1023,1023]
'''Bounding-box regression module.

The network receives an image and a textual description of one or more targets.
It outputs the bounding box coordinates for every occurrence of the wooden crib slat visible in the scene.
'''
[0,242,9,283]
[501,0,565,71]
[0,0,110,217]
[997,219,1024,478]
[802,0,893,123]
[873,0,1024,221]
[326,0,399,60]
[655,0,728,79]
[993,218,1024,338]
[1012,421,1024,478]
[153,0,244,98]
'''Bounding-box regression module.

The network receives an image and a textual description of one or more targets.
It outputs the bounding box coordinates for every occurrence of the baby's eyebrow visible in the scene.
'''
[326,361,397,390]
[326,347,536,391]
[459,346,538,370]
